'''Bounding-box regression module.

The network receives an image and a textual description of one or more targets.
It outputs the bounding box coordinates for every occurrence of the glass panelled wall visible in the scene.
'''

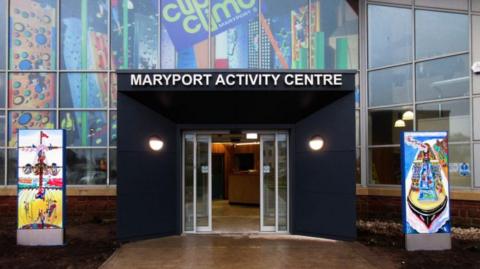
[3,0,478,188]
[4,0,114,185]
[367,1,474,187]
[0,0,359,186]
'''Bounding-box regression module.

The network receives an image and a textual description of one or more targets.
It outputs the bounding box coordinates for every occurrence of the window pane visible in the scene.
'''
[260,0,309,69]
[474,0,480,12]
[7,149,17,185]
[0,73,5,107]
[355,73,360,108]
[10,0,57,70]
[368,65,412,107]
[60,73,108,108]
[213,0,259,68]
[110,73,117,108]
[415,0,468,10]
[160,2,209,68]
[416,55,469,101]
[416,10,468,59]
[0,112,5,147]
[368,5,412,68]
[473,16,480,95]
[369,147,401,185]
[111,0,159,69]
[60,111,107,146]
[66,149,107,185]
[0,149,4,185]
[449,144,471,187]
[475,144,480,187]
[475,97,480,140]
[356,110,360,147]
[0,0,6,70]
[356,148,360,184]
[416,99,470,142]
[109,149,117,185]
[61,0,109,70]
[8,111,55,147]
[310,0,358,70]
[8,73,56,109]
[374,0,411,4]
[110,111,117,146]
[369,106,413,145]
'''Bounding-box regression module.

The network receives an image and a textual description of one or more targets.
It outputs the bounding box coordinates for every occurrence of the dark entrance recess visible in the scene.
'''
[212,154,225,200]
[117,70,357,242]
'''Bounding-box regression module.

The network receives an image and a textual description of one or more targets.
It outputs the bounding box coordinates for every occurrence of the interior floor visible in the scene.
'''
[212,200,260,233]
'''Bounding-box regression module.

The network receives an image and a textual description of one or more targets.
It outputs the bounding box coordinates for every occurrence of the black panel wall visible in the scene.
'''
[293,93,356,240]
[117,92,179,241]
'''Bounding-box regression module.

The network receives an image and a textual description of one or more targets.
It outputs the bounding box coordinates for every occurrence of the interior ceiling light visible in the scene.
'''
[245,133,258,140]
[402,111,414,121]
[394,119,406,128]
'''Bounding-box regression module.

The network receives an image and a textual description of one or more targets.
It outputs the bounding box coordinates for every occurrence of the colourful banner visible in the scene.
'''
[401,131,450,234]
[162,0,258,50]
[18,129,65,230]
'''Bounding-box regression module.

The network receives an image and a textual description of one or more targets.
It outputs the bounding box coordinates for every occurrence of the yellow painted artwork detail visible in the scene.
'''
[18,189,63,229]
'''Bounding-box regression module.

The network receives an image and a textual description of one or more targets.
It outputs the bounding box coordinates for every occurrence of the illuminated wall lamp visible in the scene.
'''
[309,136,324,151]
[149,136,164,151]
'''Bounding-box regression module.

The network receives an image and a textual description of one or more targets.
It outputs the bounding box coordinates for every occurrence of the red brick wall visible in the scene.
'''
[67,196,117,224]
[0,196,16,227]
[356,195,480,227]
[2,195,479,227]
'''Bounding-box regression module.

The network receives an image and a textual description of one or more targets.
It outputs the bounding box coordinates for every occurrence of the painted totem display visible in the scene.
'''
[17,129,65,246]
[401,131,451,250]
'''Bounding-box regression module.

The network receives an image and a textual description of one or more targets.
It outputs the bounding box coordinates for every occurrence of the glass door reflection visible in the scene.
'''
[183,133,212,233]
[196,135,212,231]
[260,133,288,232]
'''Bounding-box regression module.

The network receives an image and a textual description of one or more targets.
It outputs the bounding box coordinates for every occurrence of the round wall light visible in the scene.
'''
[149,136,164,151]
[309,136,324,151]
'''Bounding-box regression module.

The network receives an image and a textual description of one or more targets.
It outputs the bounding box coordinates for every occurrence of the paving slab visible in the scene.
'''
[101,234,397,269]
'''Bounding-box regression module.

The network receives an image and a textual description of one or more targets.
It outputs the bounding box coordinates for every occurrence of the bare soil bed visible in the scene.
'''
[357,220,480,269]
[0,220,118,269]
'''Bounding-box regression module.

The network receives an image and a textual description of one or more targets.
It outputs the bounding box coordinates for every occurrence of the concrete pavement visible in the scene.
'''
[101,234,397,269]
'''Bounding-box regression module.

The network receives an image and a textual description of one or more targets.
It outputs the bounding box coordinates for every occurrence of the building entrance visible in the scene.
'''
[182,131,289,233]
[117,70,357,241]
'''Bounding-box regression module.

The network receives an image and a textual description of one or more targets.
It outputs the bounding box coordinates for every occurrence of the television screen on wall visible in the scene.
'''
[235,153,255,171]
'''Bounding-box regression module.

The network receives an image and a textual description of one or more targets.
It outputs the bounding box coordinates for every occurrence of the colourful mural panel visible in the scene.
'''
[10,0,57,70]
[61,0,109,70]
[9,73,56,109]
[402,131,450,234]
[260,0,308,69]
[9,111,55,147]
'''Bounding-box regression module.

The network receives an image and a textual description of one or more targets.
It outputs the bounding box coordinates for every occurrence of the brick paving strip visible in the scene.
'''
[100,234,397,269]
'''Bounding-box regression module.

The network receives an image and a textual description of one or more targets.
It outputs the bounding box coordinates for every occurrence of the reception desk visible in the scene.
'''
[228,172,259,205]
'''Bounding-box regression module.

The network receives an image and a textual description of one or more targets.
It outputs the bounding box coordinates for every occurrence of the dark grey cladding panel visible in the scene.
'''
[117,93,179,241]
[292,93,356,240]
[294,92,356,152]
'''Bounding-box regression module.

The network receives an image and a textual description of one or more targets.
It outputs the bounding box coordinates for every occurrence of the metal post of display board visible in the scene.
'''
[17,129,66,246]
[401,131,451,251]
